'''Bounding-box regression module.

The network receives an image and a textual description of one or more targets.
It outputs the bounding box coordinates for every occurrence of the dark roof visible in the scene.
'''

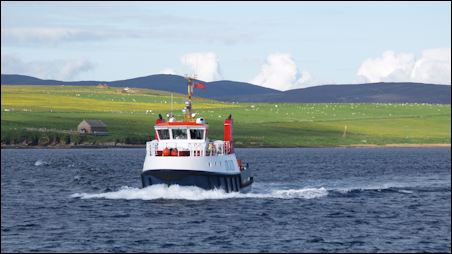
[82,120,107,127]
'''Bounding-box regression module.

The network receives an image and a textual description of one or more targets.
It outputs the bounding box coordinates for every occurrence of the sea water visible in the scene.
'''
[1,148,450,252]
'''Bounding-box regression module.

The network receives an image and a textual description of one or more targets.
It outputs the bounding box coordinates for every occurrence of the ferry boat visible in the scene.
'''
[141,77,254,193]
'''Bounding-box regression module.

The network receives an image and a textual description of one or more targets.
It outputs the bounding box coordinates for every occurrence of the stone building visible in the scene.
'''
[77,120,108,135]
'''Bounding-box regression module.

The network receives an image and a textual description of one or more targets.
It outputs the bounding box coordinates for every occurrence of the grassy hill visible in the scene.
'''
[3,74,450,104]
[1,85,450,147]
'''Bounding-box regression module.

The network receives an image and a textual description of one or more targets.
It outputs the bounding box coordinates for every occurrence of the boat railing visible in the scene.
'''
[148,140,159,156]
[147,140,232,157]
[207,141,232,156]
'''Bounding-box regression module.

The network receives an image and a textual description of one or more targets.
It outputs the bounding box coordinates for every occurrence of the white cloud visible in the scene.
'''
[357,48,451,85]
[298,70,312,85]
[250,53,311,91]
[57,59,94,80]
[357,51,415,83]
[1,27,136,46]
[180,52,222,82]
[1,26,252,47]
[411,48,451,84]
[1,54,94,80]
[159,68,176,75]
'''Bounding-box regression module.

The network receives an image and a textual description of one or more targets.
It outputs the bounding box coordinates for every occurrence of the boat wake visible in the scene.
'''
[70,184,328,201]
[68,180,439,201]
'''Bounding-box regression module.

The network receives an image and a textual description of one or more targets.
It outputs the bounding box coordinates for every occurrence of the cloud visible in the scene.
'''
[180,52,222,82]
[1,24,252,47]
[1,54,94,80]
[357,51,415,83]
[159,68,176,75]
[57,59,94,80]
[1,27,136,46]
[250,53,312,91]
[411,48,451,85]
[298,70,312,85]
[357,48,451,85]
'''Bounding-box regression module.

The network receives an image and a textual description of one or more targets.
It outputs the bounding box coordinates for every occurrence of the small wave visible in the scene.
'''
[70,184,328,201]
[332,182,420,194]
[34,159,48,166]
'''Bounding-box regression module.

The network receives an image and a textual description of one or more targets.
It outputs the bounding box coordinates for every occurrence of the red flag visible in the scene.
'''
[194,82,206,89]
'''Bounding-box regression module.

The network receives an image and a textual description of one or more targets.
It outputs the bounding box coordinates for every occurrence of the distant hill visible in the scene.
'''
[229,83,451,104]
[1,74,280,101]
[0,74,102,86]
[1,74,450,104]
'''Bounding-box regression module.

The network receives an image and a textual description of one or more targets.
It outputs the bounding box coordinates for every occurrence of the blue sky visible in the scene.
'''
[1,1,451,90]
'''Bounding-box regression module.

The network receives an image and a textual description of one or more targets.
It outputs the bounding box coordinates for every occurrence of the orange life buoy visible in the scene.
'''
[171,148,178,156]
[163,148,170,156]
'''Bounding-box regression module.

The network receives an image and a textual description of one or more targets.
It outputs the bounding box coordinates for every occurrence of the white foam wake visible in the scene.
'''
[34,159,48,166]
[70,184,328,201]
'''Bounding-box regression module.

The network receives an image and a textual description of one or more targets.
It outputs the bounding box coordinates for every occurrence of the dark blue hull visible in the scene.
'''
[141,170,253,193]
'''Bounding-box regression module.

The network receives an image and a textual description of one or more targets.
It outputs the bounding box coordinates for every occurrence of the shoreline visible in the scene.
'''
[336,143,451,148]
[1,144,450,149]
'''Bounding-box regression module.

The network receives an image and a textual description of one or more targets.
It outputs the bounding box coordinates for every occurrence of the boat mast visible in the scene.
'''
[184,76,195,122]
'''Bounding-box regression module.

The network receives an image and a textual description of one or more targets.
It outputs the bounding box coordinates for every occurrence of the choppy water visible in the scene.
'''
[1,148,451,252]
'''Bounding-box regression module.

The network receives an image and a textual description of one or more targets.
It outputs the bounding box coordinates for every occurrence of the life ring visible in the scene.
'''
[163,148,170,156]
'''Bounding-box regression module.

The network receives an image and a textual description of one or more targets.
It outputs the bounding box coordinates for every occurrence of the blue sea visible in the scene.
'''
[1,148,451,252]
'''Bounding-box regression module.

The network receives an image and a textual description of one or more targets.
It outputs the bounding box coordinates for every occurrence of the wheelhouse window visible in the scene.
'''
[190,129,205,140]
[172,129,187,139]
[157,129,170,140]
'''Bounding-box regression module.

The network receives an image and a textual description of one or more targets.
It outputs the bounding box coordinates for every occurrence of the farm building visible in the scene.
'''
[96,83,109,88]
[77,120,108,135]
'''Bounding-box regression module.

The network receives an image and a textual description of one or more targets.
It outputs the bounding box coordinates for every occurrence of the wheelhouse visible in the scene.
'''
[155,122,208,141]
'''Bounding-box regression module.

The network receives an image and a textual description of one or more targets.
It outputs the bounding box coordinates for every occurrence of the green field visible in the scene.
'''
[1,85,450,147]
